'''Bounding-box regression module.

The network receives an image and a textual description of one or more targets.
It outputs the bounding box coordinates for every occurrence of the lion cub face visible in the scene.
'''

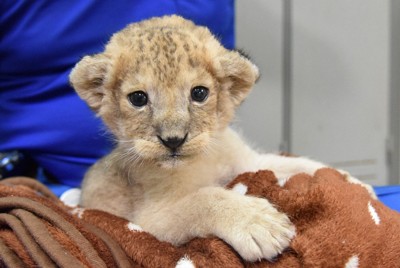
[70,15,258,166]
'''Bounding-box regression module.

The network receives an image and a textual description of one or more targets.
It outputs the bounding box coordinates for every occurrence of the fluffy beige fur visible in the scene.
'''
[70,15,374,262]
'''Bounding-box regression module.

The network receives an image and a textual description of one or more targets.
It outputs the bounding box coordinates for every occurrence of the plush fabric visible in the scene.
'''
[0,169,399,267]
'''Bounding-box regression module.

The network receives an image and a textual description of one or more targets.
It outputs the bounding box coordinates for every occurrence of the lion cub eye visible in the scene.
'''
[191,86,209,103]
[128,91,148,107]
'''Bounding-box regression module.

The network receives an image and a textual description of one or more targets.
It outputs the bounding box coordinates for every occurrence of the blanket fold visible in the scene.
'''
[0,169,399,267]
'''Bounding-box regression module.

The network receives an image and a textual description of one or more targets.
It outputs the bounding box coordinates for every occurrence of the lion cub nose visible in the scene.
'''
[158,134,187,151]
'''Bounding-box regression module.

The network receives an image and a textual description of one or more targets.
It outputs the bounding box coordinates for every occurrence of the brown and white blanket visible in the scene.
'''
[0,168,399,267]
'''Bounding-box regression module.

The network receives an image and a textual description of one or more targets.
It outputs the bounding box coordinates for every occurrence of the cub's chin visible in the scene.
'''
[157,152,195,169]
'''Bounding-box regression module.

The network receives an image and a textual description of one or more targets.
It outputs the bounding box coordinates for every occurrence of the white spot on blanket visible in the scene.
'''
[70,207,85,219]
[232,183,248,195]
[127,222,143,232]
[176,255,195,268]
[368,202,380,225]
[277,176,290,187]
[344,255,359,268]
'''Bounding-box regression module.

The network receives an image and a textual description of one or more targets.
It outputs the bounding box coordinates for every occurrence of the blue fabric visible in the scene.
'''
[374,185,400,212]
[0,0,234,187]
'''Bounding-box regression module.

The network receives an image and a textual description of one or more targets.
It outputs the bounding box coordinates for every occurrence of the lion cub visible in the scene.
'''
[70,15,371,262]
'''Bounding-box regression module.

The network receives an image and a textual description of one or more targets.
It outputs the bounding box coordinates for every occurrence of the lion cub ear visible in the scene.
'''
[69,54,109,113]
[218,51,259,107]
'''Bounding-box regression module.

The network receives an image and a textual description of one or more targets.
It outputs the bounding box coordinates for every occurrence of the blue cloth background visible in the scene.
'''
[374,186,400,212]
[0,0,234,187]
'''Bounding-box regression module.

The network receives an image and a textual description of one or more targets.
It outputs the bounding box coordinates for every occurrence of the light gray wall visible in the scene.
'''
[235,0,283,152]
[235,1,392,185]
[389,0,400,184]
[290,0,390,185]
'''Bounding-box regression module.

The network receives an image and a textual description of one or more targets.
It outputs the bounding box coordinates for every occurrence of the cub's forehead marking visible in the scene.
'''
[123,29,203,85]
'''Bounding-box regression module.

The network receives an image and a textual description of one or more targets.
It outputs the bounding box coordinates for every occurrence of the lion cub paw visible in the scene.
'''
[218,196,295,262]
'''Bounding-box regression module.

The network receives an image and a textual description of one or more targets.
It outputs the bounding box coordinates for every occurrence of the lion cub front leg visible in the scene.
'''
[137,187,295,262]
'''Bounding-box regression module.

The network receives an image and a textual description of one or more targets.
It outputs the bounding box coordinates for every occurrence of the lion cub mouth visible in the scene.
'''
[170,152,182,158]
[162,148,192,162]
[159,152,191,168]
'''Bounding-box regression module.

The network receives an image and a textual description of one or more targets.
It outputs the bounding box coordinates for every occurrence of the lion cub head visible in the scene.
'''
[70,15,258,167]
